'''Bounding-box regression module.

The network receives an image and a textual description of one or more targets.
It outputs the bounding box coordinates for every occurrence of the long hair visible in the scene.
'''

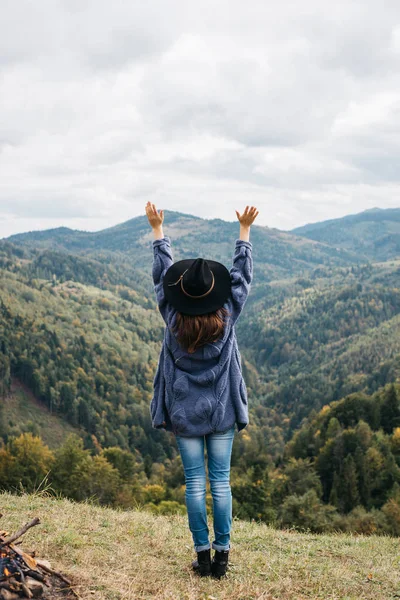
[171,306,231,353]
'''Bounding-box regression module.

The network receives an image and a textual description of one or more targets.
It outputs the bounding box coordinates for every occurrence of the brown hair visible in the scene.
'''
[171,306,231,353]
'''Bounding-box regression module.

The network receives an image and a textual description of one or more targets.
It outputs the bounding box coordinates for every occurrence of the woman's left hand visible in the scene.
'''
[146,201,164,229]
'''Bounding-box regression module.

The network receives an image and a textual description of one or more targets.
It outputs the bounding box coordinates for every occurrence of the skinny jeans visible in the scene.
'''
[175,425,235,552]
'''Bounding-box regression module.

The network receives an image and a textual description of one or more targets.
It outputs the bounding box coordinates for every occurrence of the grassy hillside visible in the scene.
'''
[291,207,400,261]
[1,491,398,600]
[3,379,83,450]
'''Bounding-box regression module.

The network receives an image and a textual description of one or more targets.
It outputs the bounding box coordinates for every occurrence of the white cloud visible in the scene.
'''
[1,0,400,238]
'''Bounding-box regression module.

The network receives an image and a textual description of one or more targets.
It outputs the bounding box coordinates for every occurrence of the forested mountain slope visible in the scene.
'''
[239,260,400,431]
[2,210,400,452]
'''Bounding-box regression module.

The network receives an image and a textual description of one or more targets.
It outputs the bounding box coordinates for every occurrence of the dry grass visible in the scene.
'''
[0,491,399,600]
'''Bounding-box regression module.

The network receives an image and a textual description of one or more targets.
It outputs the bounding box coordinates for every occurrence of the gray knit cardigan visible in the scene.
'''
[150,235,253,436]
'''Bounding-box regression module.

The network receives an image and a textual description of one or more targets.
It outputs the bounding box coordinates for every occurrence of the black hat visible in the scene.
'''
[163,257,232,316]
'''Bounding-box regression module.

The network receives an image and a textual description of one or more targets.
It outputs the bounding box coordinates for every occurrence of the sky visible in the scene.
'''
[1,0,400,238]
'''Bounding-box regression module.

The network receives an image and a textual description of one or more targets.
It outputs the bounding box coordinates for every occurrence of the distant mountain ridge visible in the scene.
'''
[4,209,364,283]
[6,206,400,263]
[290,206,400,261]
[5,211,199,247]
[291,207,399,232]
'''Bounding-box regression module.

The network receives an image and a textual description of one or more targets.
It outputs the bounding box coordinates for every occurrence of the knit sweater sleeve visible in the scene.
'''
[152,235,175,325]
[229,239,253,325]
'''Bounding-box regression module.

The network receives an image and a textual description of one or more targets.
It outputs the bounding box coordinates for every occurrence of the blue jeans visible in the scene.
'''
[175,425,235,553]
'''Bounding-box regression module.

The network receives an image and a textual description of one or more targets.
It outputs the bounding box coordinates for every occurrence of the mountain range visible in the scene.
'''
[1,205,400,533]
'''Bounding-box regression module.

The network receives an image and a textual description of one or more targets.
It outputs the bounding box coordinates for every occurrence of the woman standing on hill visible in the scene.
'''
[145,201,258,579]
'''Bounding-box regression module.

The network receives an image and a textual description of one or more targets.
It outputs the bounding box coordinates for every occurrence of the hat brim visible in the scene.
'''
[163,259,232,316]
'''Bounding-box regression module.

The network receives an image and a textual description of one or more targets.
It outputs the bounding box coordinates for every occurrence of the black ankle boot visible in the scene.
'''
[211,549,229,579]
[192,548,212,576]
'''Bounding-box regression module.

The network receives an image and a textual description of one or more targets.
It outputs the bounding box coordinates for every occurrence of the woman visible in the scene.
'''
[145,201,258,579]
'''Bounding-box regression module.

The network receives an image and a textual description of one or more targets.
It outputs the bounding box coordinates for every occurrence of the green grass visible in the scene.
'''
[3,380,82,450]
[1,491,399,599]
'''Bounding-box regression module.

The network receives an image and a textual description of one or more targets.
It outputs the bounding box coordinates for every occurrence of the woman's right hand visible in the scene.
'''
[235,206,259,227]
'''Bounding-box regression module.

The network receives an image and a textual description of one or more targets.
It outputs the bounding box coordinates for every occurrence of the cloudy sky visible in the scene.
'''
[1,0,400,238]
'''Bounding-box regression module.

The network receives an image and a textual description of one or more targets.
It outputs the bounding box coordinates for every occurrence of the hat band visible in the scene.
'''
[168,268,215,299]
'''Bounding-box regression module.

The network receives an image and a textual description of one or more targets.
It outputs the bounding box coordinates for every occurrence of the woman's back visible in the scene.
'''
[150,236,253,436]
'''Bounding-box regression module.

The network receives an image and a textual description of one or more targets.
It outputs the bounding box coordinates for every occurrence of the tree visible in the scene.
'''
[0,353,10,397]
[231,462,276,523]
[329,455,360,514]
[101,447,142,483]
[279,489,338,533]
[341,455,360,513]
[326,417,342,439]
[0,448,18,490]
[51,433,90,498]
[391,427,400,457]
[353,446,371,508]
[59,382,76,413]
[282,457,323,497]
[6,433,55,493]
[380,384,400,434]
[73,455,121,505]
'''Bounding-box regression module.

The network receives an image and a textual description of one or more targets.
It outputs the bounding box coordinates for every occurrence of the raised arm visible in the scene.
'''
[152,236,175,324]
[229,206,258,325]
[146,202,175,325]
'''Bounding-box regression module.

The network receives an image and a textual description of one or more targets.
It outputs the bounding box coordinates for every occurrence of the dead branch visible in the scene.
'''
[0,518,40,548]
[35,560,82,599]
